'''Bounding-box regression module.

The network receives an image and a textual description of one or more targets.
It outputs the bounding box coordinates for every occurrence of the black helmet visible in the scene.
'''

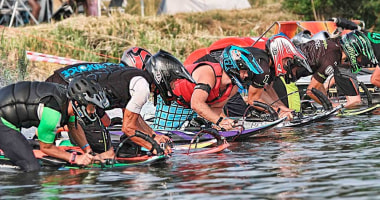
[120,47,152,69]
[145,50,196,105]
[340,30,378,73]
[67,76,110,123]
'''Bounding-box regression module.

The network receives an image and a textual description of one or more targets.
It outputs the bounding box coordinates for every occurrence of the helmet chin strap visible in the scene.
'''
[284,69,296,84]
[71,100,98,125]
[153,90,158,106]
[231,76,244,90]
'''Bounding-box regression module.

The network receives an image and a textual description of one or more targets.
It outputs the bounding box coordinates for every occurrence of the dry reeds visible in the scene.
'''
[0,1,299,82]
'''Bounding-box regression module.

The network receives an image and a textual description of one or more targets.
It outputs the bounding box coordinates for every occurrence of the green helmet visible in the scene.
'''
[340,30,378,73]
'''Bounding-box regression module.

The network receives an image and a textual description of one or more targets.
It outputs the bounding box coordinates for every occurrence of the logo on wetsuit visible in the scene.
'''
[154,70,163,83]
[315,40,321,49]
[368,32,380,44]
[325,65,334,76]
[276,64,282,74]
[314,40,328,50]
[342,43,358,67]
[60,63,125,78]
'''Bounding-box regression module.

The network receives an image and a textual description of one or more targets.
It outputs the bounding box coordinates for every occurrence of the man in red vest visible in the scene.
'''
[152,45,264,130]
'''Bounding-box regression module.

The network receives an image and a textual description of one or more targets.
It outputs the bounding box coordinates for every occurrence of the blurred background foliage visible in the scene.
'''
[282,0,379,31]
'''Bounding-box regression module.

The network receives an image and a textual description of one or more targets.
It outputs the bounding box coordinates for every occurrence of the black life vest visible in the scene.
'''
[0,81,69,128]
[87,68,153,109]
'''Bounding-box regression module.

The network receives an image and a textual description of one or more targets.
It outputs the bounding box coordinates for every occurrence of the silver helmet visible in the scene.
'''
[311,31,330,41]
[291,30,312,46]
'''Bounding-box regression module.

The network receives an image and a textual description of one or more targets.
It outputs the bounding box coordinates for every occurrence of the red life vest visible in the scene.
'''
[173,61,234,108]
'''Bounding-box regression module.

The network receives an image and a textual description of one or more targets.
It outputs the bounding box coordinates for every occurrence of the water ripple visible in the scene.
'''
[2,115,380,198]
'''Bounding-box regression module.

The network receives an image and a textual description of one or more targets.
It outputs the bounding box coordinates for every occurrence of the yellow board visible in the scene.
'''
[174,139,217,150]
[337,104,380,116]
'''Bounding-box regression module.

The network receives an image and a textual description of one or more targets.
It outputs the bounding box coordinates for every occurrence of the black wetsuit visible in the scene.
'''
[46,63,153,153]
[0,82,69,172]
[298,39,360,96]
[298,40,340,83]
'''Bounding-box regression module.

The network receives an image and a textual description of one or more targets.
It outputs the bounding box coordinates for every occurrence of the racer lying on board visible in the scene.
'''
[306,18,379,107]
[288,31,367,109]
[151,45,264,130]
[46,47,152,158]
[329,18,380,88]
[186,43,295,121]
[46,49,196,158]
[190,35,314,120]
[0,76,110,172]
[336,30,378,105]
[221,32,360,117]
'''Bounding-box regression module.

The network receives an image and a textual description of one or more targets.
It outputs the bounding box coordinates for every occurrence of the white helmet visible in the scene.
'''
[311,31,330,41]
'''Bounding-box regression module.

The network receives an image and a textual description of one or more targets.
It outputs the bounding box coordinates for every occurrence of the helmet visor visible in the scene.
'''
[231,46,264,75]
[83,90,110,109]
[174,67,196,84]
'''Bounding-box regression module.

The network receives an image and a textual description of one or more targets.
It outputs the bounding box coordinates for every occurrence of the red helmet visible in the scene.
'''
[266,34,312,77]
[120,47,152,69]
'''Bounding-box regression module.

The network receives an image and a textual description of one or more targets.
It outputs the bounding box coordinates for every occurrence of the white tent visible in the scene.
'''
[158,0,251,15]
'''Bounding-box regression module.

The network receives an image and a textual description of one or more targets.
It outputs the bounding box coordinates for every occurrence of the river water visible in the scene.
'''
[1,113,380,199]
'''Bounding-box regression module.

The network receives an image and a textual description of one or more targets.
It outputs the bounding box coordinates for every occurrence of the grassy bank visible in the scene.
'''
[0,2,299,84]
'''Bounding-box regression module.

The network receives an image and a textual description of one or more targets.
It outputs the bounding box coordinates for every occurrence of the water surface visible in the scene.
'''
[2,115,380,199]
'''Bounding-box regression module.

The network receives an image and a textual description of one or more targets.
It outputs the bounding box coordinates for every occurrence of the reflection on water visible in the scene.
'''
[2,115,380,199]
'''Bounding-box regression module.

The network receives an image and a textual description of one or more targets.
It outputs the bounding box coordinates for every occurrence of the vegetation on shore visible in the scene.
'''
[3,0,376,84]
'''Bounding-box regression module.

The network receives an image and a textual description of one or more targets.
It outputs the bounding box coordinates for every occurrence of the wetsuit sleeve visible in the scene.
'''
[37,107,61,144]
[126,76,150,114]
[250,59,271,88]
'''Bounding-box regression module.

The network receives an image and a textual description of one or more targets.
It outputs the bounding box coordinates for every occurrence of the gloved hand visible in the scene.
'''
[329,17,360,30]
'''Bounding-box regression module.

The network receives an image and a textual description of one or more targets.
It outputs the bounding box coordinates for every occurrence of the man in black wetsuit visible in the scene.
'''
[293,38,349,106]
[46,47,153,156]
[338,29,380,89]
[293,18,379,108]
[328,18,378,77]
[278,32,364,109]
[0,76,109,172]
[46,50,195,157]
